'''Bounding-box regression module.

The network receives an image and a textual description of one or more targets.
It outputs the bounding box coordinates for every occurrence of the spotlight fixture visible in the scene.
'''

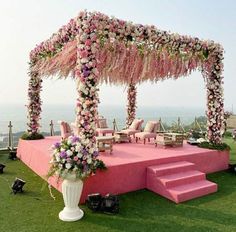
[229,164,236,174]
[86,193,102,211]
[9,150,17,160]
[0,164,6,174]
[12,178,26,194]
[86,193,119,214]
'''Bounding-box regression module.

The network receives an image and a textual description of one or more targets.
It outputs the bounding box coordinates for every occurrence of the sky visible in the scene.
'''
[0,0,235,111]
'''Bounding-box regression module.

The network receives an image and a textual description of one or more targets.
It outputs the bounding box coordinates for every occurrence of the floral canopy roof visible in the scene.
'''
[28,10,224,144]
[29,11,223,85]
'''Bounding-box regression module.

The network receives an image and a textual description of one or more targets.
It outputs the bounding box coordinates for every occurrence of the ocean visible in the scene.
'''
[0,103,205,134]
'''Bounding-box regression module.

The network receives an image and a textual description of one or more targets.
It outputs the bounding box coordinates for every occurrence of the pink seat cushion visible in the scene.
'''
[135,132,157,140]
[59,121,72,139]
[96,128,114,134]
[136,119,144,130]
[120,129,139,136]
[71,122,79,136]
[129,119,141,130]
[98,119,108,128]
[144,122,155,132]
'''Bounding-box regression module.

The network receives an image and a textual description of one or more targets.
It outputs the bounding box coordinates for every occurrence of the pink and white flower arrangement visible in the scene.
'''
[48,135,106,180]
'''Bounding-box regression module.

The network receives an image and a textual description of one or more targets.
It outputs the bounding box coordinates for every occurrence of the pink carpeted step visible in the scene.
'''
[168,180,217,203]
[158,170,206,188]
[147,161,195,177]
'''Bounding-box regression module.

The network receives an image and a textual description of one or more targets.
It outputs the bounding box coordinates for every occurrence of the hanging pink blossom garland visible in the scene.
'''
[126,84,137,127]
[27,72,42,134]
[28,11,225,144]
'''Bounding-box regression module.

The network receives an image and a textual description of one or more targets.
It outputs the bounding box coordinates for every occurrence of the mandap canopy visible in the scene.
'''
[27,10,225,156]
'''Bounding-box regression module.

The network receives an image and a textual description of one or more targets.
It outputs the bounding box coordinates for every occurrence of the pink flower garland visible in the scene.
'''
[126,84,137,127]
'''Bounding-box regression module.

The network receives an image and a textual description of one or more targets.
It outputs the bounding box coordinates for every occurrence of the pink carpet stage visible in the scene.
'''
[17,136,229,203]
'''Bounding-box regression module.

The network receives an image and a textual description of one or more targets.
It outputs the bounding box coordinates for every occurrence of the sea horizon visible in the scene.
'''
[0,103,206,134]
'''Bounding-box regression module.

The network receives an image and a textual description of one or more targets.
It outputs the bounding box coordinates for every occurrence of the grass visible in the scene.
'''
[0,138,236,232]
[224,137,236,164]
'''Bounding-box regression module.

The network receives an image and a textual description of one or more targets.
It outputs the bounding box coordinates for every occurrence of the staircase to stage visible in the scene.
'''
[146,161,217,203]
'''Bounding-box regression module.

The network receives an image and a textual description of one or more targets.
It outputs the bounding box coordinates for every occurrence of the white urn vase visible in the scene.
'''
[59,176,84,222]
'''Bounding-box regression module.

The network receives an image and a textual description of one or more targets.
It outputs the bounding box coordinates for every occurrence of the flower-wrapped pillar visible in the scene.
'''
[204,47,224,144]
[75,16,100,172]
[27,72,42,134]
[126,83,137,127]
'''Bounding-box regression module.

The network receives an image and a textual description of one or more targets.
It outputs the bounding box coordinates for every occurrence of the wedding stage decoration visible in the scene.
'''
[48,135,106,221]
[27,10,225,145]
[23,10,226,215]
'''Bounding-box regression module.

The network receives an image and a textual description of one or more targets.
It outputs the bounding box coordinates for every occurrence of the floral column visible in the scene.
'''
[75,16,100,164]
[126,83,137,127]
[27,72,42,134]
[205,47,224,144]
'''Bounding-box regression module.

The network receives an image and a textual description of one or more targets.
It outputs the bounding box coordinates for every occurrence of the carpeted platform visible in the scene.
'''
[17,136,229,203]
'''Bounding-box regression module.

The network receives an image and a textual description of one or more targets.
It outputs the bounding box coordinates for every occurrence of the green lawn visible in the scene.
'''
[224,137,236,164]
[0,139,236,232]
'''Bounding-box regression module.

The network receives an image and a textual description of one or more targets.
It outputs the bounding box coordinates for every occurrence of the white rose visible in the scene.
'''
[77,152,83,158]
[89,148,94,153]
[65,163,72,169]
[87,158,92,164]
[66,150,73,157]
[75,144,81,152]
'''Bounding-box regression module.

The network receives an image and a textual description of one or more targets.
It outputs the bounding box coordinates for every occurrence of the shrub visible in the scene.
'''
[21,132,44,140]
[223,131,232,138]
[198,141,231,151]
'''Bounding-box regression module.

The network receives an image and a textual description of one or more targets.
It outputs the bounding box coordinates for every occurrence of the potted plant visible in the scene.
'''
[48,135,106,222]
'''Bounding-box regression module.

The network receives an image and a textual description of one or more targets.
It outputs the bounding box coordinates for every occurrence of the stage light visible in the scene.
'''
[12,178,26,194]
[229,164,236,174]
[86,193,102,211]
[0,164,6,174]
[9,150,17,160]
[86,193,119,214]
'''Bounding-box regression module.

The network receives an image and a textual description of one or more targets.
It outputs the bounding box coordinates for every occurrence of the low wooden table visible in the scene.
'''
[114,132,130,143]
[155,133,184,147]
[96,136,114,154]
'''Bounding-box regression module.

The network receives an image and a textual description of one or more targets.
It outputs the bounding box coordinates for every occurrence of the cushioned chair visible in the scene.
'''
[70,122,79,136]
[58,121,72,139]
[120,119,144,139]
[135,121,160,144]
[96,117,114,136]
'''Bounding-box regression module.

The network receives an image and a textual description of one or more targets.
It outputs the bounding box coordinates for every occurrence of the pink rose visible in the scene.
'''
[73,156,79,161]
[75,69,81,77]
[91,34,97,42]
[79,50,89,58]
[85,39,92,46]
